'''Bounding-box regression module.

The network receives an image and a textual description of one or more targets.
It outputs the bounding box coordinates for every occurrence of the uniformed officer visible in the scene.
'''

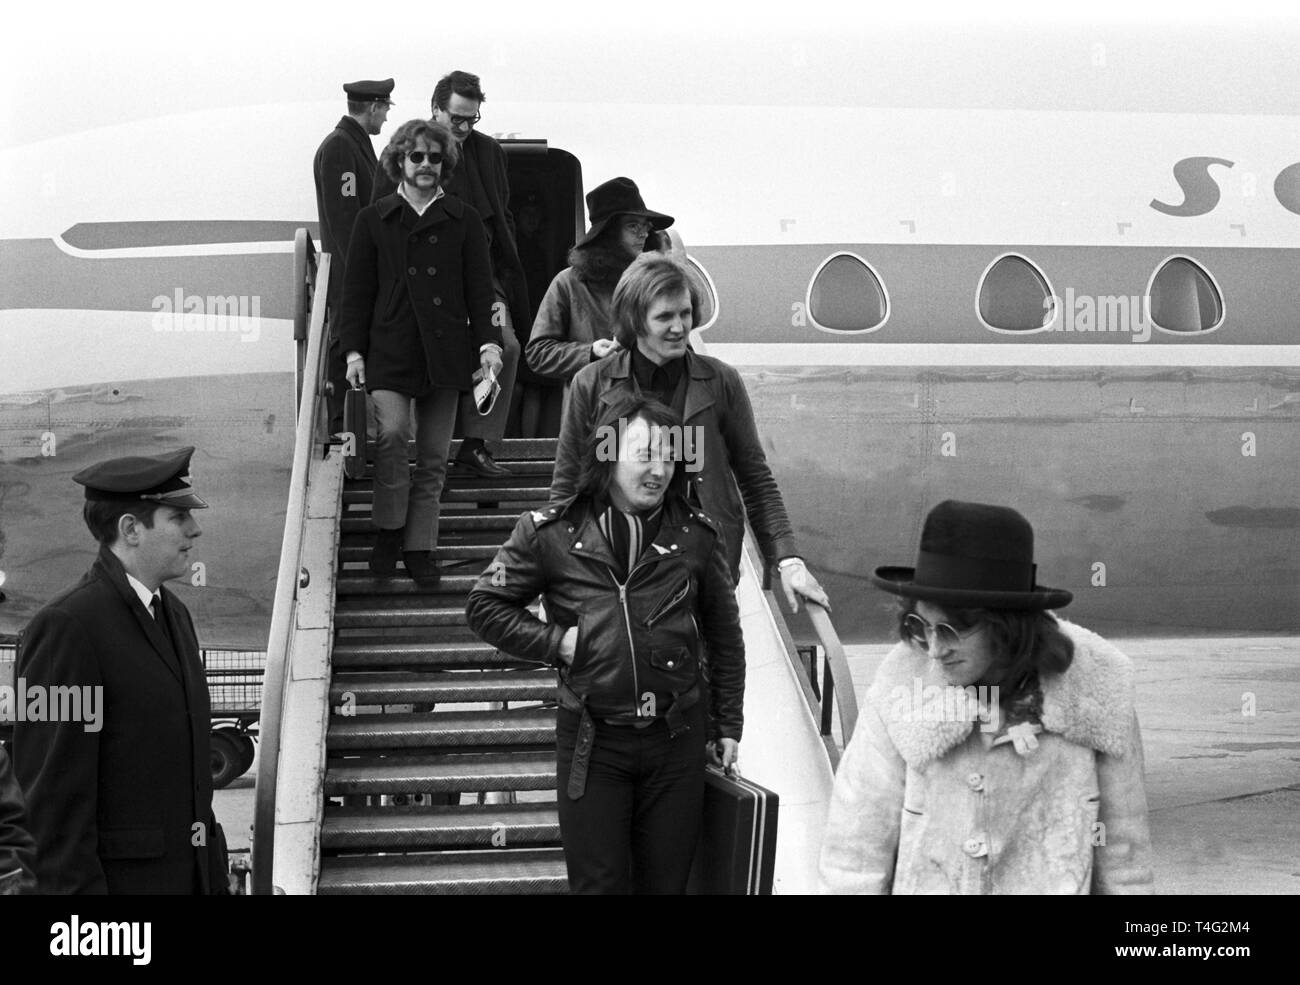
[13,447,229,894]
[314,77,394,432]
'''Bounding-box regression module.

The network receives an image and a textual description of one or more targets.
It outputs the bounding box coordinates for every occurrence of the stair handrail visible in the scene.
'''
[748,531,860,763]
[251,233,331,895]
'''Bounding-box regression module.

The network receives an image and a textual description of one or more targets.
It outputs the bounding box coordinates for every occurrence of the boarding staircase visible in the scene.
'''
[318,441,568,893]
[252,231,857,895]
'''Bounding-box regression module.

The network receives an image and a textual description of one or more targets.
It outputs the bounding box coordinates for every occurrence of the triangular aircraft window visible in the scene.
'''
[978,254,1054,331]
[808,254,888,332]
[1148,257,1223,333]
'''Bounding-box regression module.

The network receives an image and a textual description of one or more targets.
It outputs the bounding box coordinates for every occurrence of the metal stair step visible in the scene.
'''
[337,543,500,564]
[324,750,557,795]
[317,848,568,895]
[340,514,521,536]
[331,669,556,705]
[334,573,481,598]
[321,803,560,851]
[331,640,522,669]
[328,707,557,750]
[343,487,549,505]
[334,604,470,629]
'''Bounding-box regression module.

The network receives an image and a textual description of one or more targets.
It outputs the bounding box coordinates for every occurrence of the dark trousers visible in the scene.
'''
[555,702,706,895]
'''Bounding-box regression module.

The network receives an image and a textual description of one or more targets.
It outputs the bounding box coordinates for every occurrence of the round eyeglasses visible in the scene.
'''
[903,612,982,651]
[407,150,442,165]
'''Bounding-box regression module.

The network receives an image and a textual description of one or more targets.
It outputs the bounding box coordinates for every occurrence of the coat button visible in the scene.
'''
[428,235,438,244]
[427,266,437,276]
[696,476,703,483]
[966,772,984,792]
[574,542,583,549]
[962,836,989,858]
[567,526,574,533]
[407,266,417,275]
[670,544,678,550]
[682,526,689,532]
[433,297,442,306]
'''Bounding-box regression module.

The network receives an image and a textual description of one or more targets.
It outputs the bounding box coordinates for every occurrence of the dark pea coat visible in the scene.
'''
[336,192,499,395]
[372,129,531,349]
[551,349,799,581]
[13,546,227,894]
[313,115,378,309]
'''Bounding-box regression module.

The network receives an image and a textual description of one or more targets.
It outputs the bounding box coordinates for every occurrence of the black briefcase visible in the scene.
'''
[688,767,779,895]
[342,385,368,480]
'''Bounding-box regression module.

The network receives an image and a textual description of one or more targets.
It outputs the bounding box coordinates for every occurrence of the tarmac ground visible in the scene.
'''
[214,634,1299,894]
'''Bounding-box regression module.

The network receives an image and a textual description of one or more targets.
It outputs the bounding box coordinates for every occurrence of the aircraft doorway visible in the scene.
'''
[503,141,583,438]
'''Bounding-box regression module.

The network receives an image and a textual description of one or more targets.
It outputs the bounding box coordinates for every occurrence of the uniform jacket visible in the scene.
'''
[13,546,228,894]
[336,192,499,395]
[0,747,36,894]
[314,115,378,309]
[524,266,615,381]
[818,619,1155,895]
[465,494,745,740]
[551,349,799,580]
[372,129,530,344]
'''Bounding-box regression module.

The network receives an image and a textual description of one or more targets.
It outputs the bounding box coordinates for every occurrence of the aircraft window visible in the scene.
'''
[807,253,889,333]
[685,254,719,331]
[977,254,1055,332]
[1147,256,1224,333]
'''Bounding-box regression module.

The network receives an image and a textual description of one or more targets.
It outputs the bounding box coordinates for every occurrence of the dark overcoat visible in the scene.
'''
[336,192,499,395]
[13,547,227,894]
[313,115,378,309]
[551,349,800,581]
[372,129,530,345]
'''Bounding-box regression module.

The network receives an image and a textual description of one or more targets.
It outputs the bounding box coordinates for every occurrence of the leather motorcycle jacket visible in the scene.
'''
[466,493,745,741]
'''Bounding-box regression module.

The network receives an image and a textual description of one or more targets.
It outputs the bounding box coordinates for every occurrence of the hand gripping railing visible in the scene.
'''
[759,548,859,764]
[251,231,330,895]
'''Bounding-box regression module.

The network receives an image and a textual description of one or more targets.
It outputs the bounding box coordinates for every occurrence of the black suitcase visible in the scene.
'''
[342,385,368,480]
[688,767,779,895]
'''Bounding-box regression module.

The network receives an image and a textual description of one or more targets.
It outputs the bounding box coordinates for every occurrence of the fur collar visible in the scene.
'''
[866,619,1135,768]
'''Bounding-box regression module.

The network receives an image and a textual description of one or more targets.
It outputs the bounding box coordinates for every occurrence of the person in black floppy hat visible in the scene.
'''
[525,177,675,383]
[819,499,1153,894]
[12,447,229,893]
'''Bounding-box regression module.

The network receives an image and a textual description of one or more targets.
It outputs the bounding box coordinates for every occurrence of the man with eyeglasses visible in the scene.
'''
[373,70,528,477]
[314,78,394,434]
[339,119,500,585]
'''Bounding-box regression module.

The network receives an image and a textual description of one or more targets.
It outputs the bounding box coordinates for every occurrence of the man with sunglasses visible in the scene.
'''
[373,71,529,477]
[338,119,500,584]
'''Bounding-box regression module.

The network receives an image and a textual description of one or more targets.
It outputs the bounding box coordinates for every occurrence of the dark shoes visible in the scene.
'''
[403,550,442,588]
[369,527,404,577]
[453,443,511,478]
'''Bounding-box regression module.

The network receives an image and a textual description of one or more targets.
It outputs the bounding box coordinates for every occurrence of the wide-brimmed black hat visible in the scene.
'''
[574,177,674,249]
[871,500,1071,610]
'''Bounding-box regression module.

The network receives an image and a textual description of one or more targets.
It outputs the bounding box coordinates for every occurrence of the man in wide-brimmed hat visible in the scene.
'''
[525,177,676,383]
[820,499,1154,895]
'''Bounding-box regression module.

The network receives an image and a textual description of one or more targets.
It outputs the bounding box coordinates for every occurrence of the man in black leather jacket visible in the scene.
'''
[466,394,744,893]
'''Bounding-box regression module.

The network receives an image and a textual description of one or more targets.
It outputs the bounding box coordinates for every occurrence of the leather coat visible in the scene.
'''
[466,494,745,741]
[551,349,798,581]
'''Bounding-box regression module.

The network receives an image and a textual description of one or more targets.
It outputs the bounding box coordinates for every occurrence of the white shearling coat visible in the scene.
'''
[819,620,1154,894]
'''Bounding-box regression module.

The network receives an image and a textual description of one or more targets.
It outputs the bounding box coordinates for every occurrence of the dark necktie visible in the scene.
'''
[150,594,174,651]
